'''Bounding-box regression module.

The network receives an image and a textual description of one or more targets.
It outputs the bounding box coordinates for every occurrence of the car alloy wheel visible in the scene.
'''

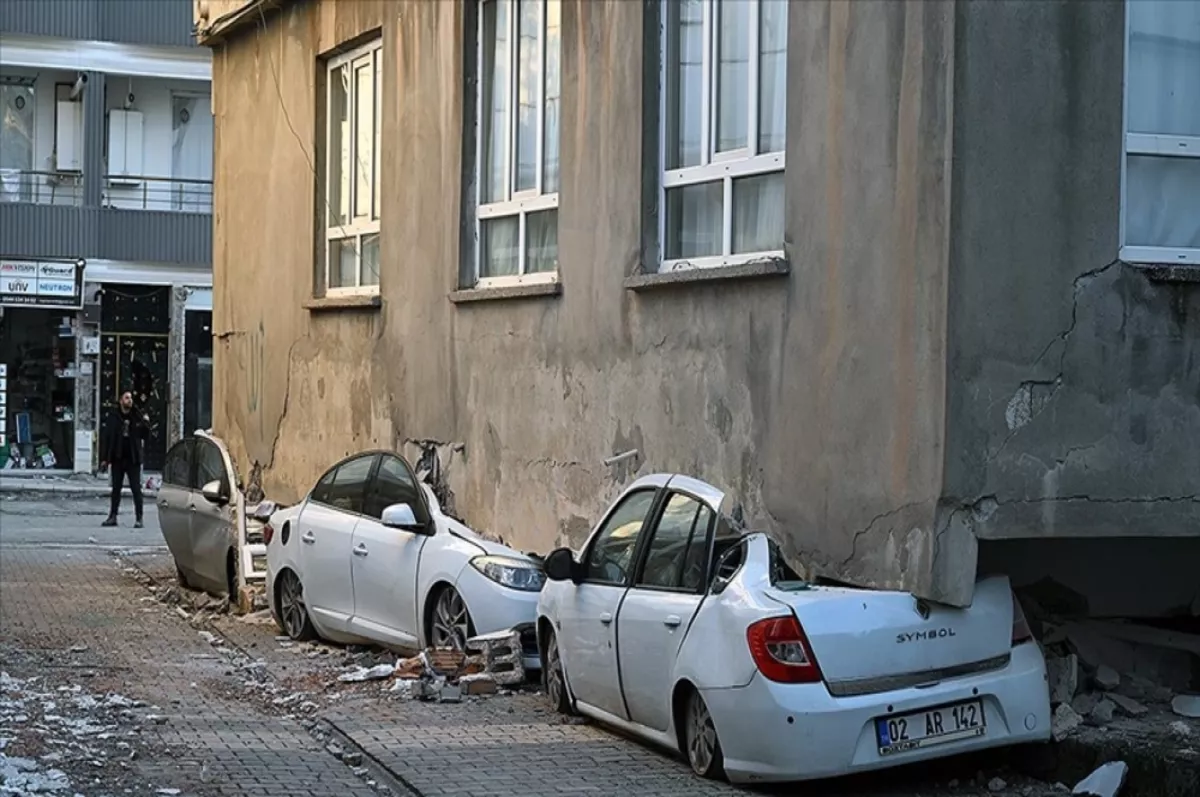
[278,570,316,641]
[431,587,472,649]
[685,689,725,779]
[544,630,572,714]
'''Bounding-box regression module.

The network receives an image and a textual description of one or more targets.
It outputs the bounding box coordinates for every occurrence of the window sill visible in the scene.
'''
[625,258,790,291]
[304,293,383,312]
[1128,262,1200,284]
[449,280,562,304]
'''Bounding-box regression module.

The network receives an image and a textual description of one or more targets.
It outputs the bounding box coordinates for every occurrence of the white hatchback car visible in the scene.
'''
[265,449,544,670]
[536,474,1051,784]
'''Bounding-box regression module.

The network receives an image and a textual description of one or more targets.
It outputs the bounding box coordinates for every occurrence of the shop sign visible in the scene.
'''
[0,259,85,309]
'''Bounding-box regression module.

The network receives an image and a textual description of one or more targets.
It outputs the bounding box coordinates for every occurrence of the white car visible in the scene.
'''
[536,474,1051,784]
[265,449,544,670]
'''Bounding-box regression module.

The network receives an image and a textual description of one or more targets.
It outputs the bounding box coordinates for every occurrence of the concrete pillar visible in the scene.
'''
[82,71,106,208]
[167,286,188,447]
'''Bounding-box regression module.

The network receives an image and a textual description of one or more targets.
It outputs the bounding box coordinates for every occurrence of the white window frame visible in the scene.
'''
[1119,1,1200,267]
[473,0,560,289]
[323,39,382,297]
[658,0,786,273]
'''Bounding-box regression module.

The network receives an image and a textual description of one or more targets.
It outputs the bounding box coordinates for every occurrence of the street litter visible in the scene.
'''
[1072,761,1127,797]
[338,663,395,683]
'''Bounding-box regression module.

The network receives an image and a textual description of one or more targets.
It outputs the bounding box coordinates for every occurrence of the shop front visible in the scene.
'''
[0,258,85,472]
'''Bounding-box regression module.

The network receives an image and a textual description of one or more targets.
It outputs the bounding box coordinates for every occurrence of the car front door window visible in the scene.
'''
[362,455,425,522]
[636,494,714,592]
[584,490,658,585]
[195,440,226,491]
[321,455,375,515]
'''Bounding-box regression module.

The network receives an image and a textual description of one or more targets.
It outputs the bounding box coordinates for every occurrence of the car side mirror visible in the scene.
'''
[381,503,429,534]
[201,479,228,506]
[544,548,578,583]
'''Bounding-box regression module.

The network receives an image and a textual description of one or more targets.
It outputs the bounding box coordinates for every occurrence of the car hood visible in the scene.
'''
[424,485,538,563]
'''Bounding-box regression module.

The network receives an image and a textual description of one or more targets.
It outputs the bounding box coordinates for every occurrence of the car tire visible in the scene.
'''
[683,688,725,780]
[543,628,574,715]
[276,569,317,641]
[429,586,475,649]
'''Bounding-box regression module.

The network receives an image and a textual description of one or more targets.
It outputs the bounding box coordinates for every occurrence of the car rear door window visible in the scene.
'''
[584,489,657,585]
[162,439,194,487]
[362,455,424,521]
[321,454,376,515]
[636,493,714,592]
[194,439,226,490]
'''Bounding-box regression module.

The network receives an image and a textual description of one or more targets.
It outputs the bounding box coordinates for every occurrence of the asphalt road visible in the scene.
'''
[0,494,166,549]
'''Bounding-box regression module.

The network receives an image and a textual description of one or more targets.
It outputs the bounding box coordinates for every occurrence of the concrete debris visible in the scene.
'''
[465,629,525,686]
[1086,698,1115,726]
[157,790,182,796]
[438,682,462,703]
[341,751,363,767]
[198,630,222,646]
[1071,692,1100,716]
[987,776,1007,792]
[1105,693,1148,718]
[1121,673,1174,704]
[1052,703,1083,741]
[459,673,498,696]
[1171,694,1200,719]
[337,664,395,683]
[238,609,275,625]
[1094,664,1121,691]
[1048,654,1079,705]
[1071,761,1127,797]
[1169,720,1191,738]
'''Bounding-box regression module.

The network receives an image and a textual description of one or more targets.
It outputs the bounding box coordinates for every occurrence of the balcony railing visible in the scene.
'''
[103,175,213,214]
[0,169,84,206]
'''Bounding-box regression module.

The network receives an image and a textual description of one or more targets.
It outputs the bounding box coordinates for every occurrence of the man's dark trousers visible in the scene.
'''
[110,459,144,519]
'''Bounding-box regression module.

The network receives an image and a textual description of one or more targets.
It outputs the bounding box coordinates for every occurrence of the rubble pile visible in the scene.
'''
[0,670,180,795]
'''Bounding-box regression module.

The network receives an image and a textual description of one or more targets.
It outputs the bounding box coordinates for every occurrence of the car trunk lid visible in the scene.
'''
[764,576,1014,694]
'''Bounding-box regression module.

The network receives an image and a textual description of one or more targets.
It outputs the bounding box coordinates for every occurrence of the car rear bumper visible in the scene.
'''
[701,642,1051,784]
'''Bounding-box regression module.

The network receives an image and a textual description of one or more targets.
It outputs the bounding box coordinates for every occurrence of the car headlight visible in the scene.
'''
[469,555,546,592]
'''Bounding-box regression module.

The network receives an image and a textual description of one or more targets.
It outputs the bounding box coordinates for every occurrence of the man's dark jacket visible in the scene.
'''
[101,408,149,466]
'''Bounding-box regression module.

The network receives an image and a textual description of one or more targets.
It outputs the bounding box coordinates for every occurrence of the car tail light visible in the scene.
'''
[746,615,823,684]
[1011,593,1032,646]
[263,523,275,546]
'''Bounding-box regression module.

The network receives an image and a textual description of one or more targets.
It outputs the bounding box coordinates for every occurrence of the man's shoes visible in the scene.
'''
[101,516,117,527]
[134,518,144,529]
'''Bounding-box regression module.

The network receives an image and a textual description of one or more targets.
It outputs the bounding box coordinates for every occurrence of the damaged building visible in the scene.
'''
[196,0,1200,617]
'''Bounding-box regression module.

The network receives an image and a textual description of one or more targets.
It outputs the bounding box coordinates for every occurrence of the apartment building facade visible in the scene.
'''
[198,0,1200,615]
[1,0,215,473]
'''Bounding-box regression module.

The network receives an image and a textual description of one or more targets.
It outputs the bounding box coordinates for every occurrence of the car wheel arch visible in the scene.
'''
[423,580,458,643]
[671,678,700,754]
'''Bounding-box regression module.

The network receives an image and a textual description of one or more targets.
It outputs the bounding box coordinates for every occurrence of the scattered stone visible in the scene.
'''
[325,741,344,758]
[988,776,1007,792]
[438,682,462,703]
[337,663,395,683]
[1071,761,1127,796]
[1094,665,1121,692]
[1107,693,1148,718]
[198,631,221,646]
[464,630,525,686]
[1169,720,1192,738]
[1053,703,1083,741]
[157,789,182,796]
[1171,694,1200,719]
[341,751,363,767]
[1072,692,1101,716]
[460,673,497,696]
[1087,698,1115,726]
[1048,654,1079,705]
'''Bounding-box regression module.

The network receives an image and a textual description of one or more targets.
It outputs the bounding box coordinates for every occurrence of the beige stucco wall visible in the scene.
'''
[209,1,968,603]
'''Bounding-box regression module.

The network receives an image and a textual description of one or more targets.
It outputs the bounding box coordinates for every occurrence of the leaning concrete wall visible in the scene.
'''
[211,0,964,602]
[945,0,1200,542]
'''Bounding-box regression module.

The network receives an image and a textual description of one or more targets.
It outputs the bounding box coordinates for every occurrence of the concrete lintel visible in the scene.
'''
[303,294,383,312]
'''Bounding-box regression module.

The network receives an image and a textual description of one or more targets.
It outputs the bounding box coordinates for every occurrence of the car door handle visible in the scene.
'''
[599,612,613,625]
[663,615,682,628]
[300,531,316,545]
[352,544,368,557]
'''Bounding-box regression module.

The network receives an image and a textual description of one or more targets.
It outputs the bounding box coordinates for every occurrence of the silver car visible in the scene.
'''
[156,431,253,596]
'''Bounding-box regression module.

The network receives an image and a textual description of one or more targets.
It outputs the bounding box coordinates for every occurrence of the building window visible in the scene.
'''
[323,39,382,295]
[1122,1,1200,266]
[474,0,561,287]
[658,0,787,271]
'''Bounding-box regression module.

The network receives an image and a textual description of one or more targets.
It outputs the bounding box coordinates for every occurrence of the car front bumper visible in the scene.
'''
[701,642,1051,784]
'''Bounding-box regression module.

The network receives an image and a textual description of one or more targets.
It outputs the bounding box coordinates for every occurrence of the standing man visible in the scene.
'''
[100,390,149,528]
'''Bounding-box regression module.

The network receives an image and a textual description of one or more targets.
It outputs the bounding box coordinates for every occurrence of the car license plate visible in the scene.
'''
[875,699,985,756]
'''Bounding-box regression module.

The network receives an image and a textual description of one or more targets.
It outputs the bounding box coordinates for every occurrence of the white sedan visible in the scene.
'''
[536,474,1051,784]
[265,449,544,670]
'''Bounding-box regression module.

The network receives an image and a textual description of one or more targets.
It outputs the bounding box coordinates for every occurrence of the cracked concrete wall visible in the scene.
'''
[209,0,960,603]
[945,0,1200,567]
